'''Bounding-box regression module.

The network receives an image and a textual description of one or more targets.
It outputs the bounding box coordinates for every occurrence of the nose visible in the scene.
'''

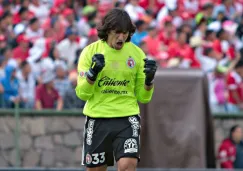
[118,33,126,39]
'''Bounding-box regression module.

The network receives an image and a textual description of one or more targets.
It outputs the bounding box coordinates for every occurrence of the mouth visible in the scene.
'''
[116,41,124,48]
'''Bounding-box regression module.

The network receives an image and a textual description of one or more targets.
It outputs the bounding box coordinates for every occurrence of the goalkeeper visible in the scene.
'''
[76,8,157,171]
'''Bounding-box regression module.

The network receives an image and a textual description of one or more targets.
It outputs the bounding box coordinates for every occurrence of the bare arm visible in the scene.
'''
[232,90,242,105]
[86,77,95,85]
[35,100,42,110]
[144,84,153,91]
[56,97,63,111]
[227,52,241,73]
[0,83,4,93]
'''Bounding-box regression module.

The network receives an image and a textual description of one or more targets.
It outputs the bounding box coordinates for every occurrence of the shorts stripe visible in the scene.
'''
[81,116,88,165]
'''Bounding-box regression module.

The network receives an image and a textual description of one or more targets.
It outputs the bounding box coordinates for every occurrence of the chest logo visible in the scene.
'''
[127,57,135,68]
[111,61,119,69]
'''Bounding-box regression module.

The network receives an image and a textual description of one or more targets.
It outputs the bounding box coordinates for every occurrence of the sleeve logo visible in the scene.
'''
[79,71,87,77]
[127,57,135,68]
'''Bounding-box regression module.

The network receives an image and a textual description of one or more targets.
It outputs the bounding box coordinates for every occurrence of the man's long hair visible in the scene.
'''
[97,8,136,42]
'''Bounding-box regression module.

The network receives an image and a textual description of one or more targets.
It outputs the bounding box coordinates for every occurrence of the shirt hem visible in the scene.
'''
[83,112,140,118]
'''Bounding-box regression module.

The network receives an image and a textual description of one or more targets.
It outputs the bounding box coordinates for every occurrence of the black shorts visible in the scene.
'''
[81,115,141,168]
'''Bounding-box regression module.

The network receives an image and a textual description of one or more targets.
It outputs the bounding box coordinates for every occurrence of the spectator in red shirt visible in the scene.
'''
[35,70,63,110]
[213,28,231,59]
[167,30,191,65]
[42,16,65,43]
[62,8,76,28]
[142,25,162,59]
[158,18,176,47]
[226,59,243,112]
[13,7,33,26]
[54,0,67,12]
[12,34,30,62]
[218,125,243,169]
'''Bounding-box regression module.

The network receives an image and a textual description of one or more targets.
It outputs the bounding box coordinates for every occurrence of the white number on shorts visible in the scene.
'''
[99,152,105,163]
[91,152,106,164]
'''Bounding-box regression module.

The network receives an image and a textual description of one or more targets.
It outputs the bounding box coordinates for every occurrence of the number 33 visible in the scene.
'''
[92,152,105,164]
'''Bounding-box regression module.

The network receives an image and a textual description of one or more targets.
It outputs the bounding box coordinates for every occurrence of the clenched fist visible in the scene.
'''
[143,58,157,86]
[87,54,105,81]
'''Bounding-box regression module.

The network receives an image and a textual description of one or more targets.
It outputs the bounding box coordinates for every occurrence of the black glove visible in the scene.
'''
[87,54,105,81]
[143,58,157,86]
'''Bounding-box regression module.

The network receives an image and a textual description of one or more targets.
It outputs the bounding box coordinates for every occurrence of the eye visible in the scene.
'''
[115,31,128,34]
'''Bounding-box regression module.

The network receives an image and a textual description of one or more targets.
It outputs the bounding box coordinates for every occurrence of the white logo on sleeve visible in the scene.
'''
[124,138,138,153]
[86,119,95,145]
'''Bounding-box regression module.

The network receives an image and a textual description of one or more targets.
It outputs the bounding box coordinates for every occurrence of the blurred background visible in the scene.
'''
[0,0,243,113]
[0,0,243,170]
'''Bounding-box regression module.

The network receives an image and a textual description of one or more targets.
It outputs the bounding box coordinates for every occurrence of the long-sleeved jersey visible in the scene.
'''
[75,40,154,118]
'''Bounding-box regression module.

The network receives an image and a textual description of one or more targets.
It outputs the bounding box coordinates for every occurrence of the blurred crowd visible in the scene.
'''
[0,0,243,112]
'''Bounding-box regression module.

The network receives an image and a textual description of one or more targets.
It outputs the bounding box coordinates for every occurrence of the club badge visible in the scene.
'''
[127,57,135,68]
[86,153,92,164]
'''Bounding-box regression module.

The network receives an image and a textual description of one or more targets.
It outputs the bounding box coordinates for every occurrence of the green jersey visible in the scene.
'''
[75,40,154,118]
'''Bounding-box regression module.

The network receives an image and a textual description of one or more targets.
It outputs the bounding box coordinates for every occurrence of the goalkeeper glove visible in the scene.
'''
[87,54,105,81]
[144,58,157,86]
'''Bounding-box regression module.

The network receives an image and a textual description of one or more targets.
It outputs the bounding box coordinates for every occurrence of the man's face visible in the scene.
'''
[107,30,129,50]
[140,43,148,54]
[21,41,29,49]
[5,15,12,25]
[224,0,232,6]
[148,28,157,37]
[138,24,146,31]
[238,67,243,78]
[21,11,29,21]
[11,69,16,78]
[178,32,187,44]
[31,21,40,31]
[24,64,31,74]
[130,0,139,6]
[46,80,54,87]
[208,32,216,41]
[0,40,6,49]
[206,7,213,16]
[164,23,173,32]
[221,32,228,40]
[232,127,242,143]
[4,49,12,59]
[32,0,39,5]
[22,0,30,7]
[56,67,65,78]
[67,14,74,22]
[69,34,77,42]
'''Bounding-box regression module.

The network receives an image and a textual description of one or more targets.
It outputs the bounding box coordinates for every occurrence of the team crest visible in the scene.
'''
[127,57,135,68]
[86,154,92,164]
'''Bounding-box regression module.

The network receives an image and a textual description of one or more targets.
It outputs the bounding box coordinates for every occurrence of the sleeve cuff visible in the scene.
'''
[140,86,154,100]
[82,79,95,92]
